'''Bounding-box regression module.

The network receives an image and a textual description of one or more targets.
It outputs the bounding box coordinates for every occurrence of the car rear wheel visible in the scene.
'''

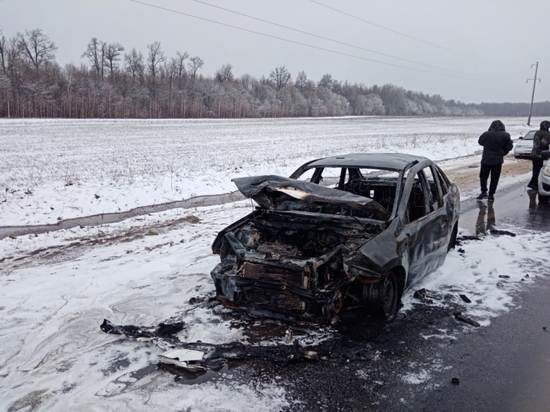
[362,273,400,322]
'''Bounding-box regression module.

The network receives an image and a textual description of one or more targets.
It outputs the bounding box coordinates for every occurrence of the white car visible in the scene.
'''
[538,150,550,202]
[514,130,536,158]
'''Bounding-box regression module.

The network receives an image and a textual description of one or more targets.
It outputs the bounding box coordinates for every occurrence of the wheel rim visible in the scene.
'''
[361,273,400,320]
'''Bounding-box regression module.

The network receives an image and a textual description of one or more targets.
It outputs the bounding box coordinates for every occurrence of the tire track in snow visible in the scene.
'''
[0,191,245,240]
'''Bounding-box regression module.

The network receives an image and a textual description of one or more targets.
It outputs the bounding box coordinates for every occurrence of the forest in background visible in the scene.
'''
[0,28,548,119]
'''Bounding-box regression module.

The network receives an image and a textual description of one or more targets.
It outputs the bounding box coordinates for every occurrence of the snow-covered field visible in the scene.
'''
[0,116,532,226]
[1,117,548,411]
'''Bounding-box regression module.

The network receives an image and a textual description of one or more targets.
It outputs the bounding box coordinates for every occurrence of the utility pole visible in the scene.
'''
[527,62,541,126]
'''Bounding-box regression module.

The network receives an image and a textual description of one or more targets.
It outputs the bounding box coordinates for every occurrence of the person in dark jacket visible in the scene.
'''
[476,120,513,202]
[527,120,550,190]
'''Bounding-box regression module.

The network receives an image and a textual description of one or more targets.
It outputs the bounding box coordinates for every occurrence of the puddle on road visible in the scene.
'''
[460,184,550,233]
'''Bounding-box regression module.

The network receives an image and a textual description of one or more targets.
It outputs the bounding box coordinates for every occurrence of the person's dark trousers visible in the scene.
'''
[527,158,543,188]
[479,164,502,195]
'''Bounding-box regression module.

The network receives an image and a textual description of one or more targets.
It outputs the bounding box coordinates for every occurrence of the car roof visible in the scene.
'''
[305,153,430,171]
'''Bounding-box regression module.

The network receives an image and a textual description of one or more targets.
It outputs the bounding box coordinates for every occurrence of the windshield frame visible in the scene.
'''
[290,165,406,220]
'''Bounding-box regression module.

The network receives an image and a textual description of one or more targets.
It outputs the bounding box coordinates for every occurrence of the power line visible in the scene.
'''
[188,0,480,78]
[129,0,475,79]
[308,0,491,63]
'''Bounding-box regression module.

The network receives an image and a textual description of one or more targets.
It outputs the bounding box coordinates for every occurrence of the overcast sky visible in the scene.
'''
[1,0,548,103]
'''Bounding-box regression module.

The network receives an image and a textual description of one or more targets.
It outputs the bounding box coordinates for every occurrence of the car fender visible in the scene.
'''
[347,218,409,282]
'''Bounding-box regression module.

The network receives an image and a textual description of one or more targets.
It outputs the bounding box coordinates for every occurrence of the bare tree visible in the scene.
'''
[0,73,11,118]
[6,37,21,77]
[0,30,7,75]
[269,66,291,90]
[124,48,144,81]
[146,41,166,78]
[104,42,125,76]
[175,51,189,78]
[188,56,204,79]
[215,63,233,83]
[82,38,105,78]
[16,28,57,74]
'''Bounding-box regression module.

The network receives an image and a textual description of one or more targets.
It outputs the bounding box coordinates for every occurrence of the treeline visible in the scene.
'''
[0,28,539,119]
[476,101,550,117]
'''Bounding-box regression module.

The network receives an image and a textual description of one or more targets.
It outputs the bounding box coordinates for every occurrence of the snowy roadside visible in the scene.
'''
[2,192,549,411]
[0,202,298,411]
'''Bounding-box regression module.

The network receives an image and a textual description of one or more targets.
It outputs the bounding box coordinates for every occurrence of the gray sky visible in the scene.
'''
[1,0,548,103]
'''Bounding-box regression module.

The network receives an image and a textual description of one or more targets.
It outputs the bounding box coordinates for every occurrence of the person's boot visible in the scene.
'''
[476,192,488,200]
[488,194,494,202]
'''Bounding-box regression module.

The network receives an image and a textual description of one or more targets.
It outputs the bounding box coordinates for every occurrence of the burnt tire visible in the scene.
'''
[448,223,458,252]
[363,273,400,322]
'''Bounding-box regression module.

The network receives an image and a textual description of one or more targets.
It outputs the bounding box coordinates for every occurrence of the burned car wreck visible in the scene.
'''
[211,153,460,323]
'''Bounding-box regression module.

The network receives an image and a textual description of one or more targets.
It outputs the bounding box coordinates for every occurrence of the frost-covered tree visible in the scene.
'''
[295,71,308,92]
[318,73,335,90]
[353,93,385,115]
[239,73,254,91]
[215,63,234,83]
[5,27,531,119]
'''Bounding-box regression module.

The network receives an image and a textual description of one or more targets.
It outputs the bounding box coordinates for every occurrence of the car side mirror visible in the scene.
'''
[518,136,524,140]
[541,150,550,160]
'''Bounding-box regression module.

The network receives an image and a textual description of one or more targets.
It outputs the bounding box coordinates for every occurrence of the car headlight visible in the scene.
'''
[543,167,550,177]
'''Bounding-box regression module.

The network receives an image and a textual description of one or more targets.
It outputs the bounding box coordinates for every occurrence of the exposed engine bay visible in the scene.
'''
[211,176,391,323]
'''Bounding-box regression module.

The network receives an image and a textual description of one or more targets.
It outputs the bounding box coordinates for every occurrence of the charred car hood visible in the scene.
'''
[232,175,390,220]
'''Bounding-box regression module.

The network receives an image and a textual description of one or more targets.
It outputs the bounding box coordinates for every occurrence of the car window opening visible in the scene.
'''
[308,167,400,216]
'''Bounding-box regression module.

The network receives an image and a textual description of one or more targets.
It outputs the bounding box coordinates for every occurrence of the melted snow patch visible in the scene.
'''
[402,369,431,385]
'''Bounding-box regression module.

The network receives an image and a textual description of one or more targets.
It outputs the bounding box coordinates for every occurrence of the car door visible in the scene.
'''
[423,165,450,257]
[403,167,448,284]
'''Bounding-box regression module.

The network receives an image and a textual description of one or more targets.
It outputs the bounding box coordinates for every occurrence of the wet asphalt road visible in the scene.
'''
[397,182,550,412]
[266,181,550,412]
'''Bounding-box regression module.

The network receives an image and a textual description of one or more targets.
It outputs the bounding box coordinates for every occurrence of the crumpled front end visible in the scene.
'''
[212,239,346,322]
[210,175,391,323]
[211,209,384,323]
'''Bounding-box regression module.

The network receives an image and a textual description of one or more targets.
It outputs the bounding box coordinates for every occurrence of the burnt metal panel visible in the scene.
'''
[232,175,390,220]
[241,262,304,288]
